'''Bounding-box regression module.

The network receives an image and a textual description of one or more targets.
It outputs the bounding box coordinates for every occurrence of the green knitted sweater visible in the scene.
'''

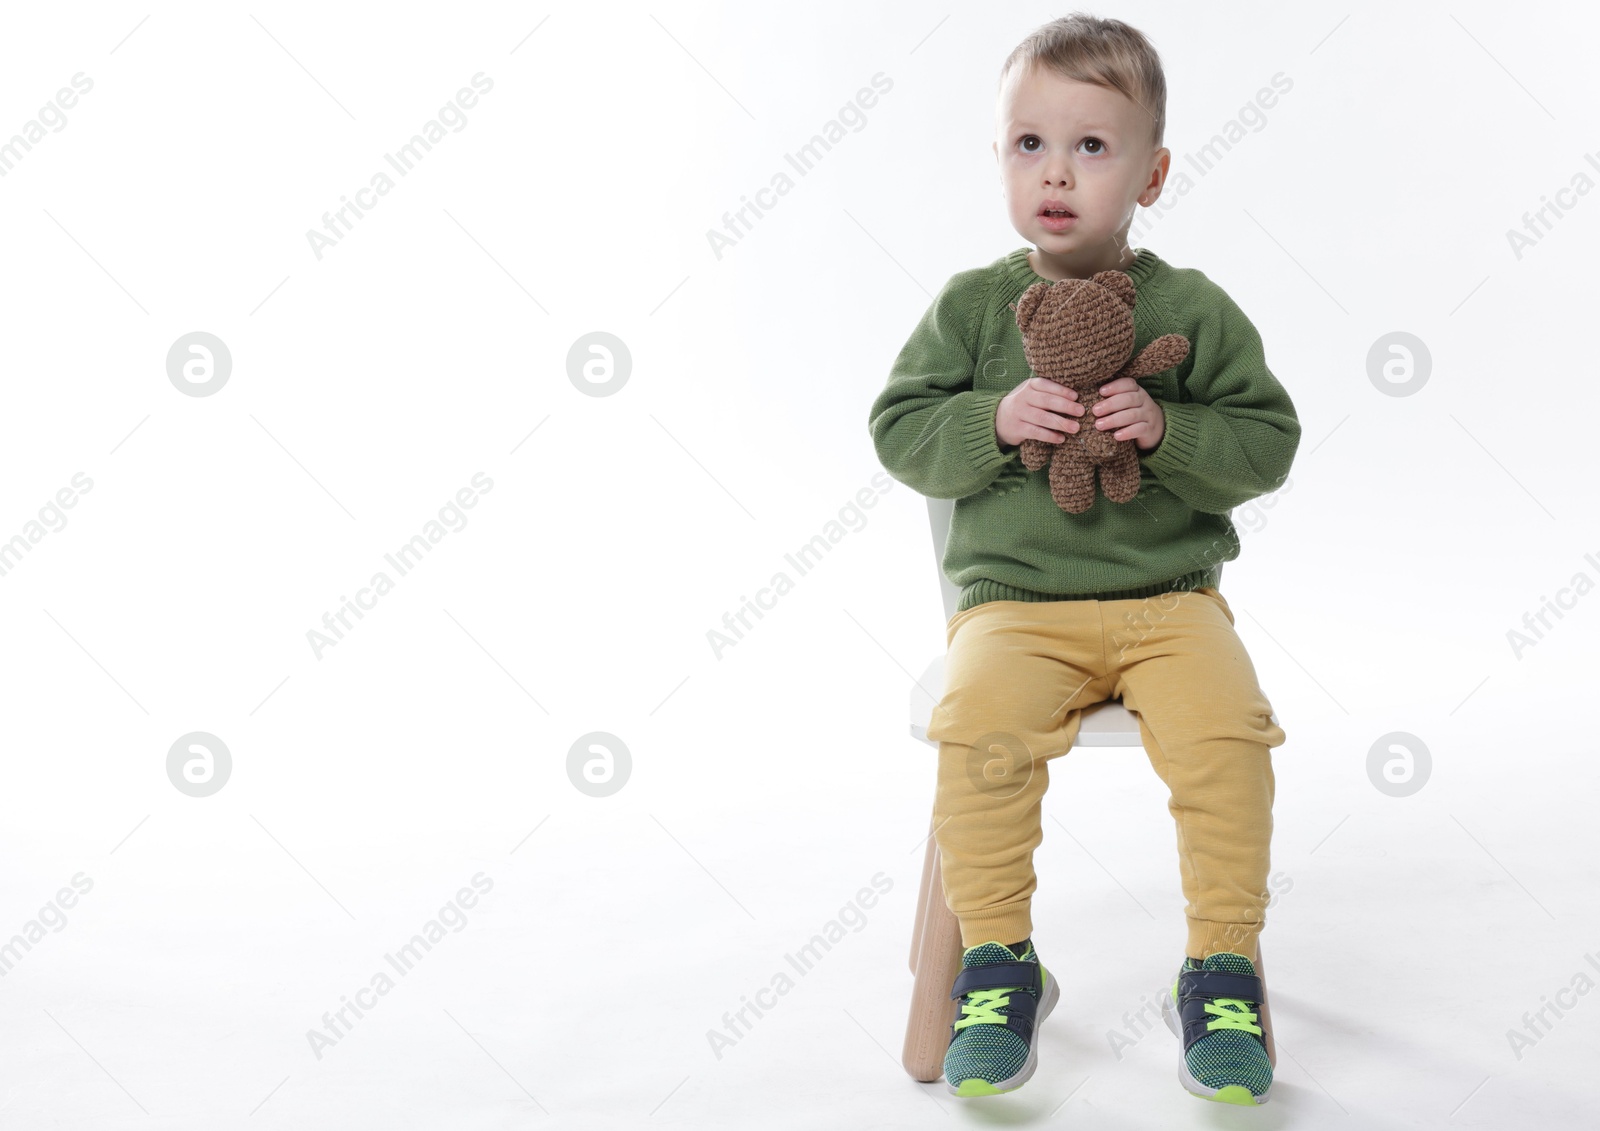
[868,246,1300,612]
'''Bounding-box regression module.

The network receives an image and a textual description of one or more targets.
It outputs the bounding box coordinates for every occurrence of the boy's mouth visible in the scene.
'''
[1038,201,1077,231]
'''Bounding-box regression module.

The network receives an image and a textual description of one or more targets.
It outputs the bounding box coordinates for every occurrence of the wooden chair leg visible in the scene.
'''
[910,812,936,974]
[902,808,962,1082]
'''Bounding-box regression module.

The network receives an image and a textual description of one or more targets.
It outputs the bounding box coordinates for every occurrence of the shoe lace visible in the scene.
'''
[953,987,1015,1030]
[1203,997,1262,1036]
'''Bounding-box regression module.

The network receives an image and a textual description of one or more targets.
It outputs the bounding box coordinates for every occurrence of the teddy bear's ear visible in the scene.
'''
[1091,270,1137,309]
[1013,281,1050,333]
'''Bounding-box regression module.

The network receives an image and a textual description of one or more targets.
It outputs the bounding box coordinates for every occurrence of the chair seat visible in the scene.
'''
[910,653,1277,749]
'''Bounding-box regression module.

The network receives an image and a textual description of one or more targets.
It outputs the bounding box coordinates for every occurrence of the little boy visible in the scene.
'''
[867,14,1298,1106]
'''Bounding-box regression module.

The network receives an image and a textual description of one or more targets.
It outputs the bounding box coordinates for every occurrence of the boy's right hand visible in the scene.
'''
[995,377,1084,449]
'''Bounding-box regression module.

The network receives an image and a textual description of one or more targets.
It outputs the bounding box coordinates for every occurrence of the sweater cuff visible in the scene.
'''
[1139,400,1201,477]
[959,391,1011,478]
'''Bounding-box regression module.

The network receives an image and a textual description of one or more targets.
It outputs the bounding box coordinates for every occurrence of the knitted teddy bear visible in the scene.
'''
[1009,269,1191,514]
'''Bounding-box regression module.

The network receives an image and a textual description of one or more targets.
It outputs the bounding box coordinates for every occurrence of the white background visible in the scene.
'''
[0,1,1595,1127]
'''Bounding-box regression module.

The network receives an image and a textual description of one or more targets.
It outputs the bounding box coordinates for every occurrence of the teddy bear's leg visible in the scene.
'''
[1049,442,1098,514]
[1020,437,1053,472]
[1099,442,1143,504]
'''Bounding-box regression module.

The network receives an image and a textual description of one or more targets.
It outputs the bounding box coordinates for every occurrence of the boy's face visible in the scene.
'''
[993,65,1170,277]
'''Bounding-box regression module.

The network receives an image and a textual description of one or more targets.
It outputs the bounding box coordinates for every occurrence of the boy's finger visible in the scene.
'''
[1033,389,1081,413]
[1093,408,1139,430]
[1031,407,1077,433]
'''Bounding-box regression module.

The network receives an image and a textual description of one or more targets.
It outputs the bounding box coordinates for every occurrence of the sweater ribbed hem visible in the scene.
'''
[1140,398,1203,477]
[958,391,1010,481]
[958,563,1221,613]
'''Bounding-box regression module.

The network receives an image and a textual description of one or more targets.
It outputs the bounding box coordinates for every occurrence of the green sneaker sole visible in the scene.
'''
[1207,1084,1263,1106]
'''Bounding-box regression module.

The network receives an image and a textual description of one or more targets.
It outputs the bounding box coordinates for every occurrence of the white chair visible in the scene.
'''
[901,495,1275,1082]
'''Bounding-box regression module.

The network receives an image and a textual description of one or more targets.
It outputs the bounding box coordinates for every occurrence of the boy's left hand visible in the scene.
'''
[1091,377,1165,451]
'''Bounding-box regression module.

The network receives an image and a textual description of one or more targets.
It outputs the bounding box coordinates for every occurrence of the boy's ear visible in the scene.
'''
[1091,270,1137,309]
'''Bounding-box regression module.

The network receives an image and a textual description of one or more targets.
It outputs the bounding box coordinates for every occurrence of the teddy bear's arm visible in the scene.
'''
[1116,333,1190,381]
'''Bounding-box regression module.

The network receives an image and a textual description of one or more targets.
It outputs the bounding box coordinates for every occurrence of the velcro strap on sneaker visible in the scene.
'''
[1177,969,1261,1005]
[950,960,1043,1000]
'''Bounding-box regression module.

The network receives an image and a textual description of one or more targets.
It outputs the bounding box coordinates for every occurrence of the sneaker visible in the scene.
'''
[943,940,1059,1097]
[1160,951,1272,1105]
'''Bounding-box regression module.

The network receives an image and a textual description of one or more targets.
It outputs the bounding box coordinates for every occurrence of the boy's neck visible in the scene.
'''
[1028,241,1138,282]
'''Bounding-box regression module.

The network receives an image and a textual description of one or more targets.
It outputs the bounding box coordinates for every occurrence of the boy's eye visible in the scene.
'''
[1017,135,1107,155]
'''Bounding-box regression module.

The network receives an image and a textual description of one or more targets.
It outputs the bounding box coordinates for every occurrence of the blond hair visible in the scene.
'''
[998,13,1168,150]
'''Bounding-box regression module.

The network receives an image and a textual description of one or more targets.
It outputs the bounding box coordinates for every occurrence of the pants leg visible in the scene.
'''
[926,600,1112,949]
[1102,586,1286,963]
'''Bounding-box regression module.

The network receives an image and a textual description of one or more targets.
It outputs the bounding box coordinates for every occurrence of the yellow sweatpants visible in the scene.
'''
[925,586,1286,962]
